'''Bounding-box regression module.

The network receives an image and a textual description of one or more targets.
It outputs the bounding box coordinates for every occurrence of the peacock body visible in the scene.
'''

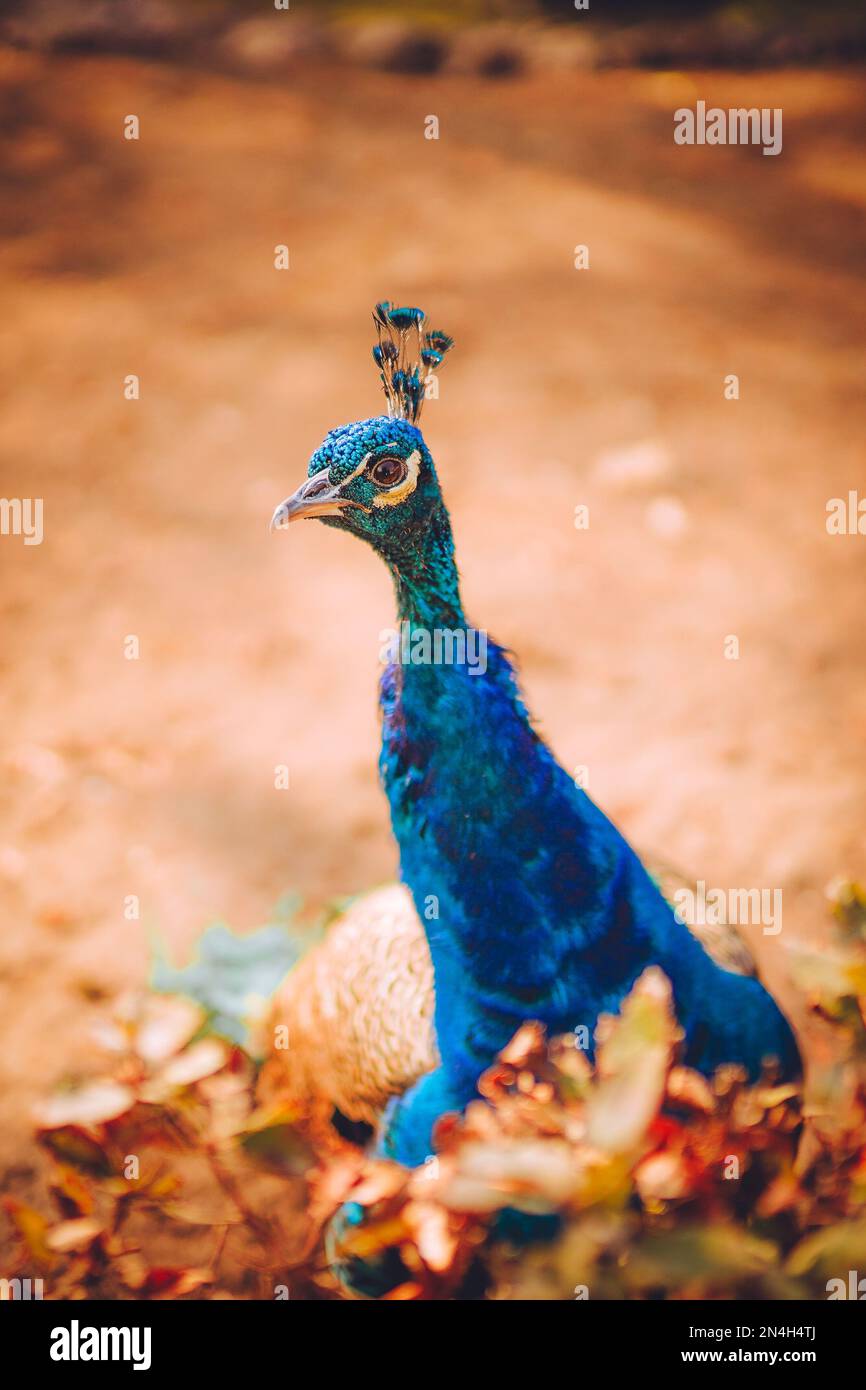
[259,884,434,1127]
[267,303,800,1172]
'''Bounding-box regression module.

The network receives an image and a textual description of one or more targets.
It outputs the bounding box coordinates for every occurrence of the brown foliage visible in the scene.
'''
[6,884,866,1300]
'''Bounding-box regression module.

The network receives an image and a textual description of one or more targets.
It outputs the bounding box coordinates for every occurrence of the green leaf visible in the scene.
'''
[786,1219,866,1279]
[241,1116,315,1176]
[150,912,305,1050]
[622,1224,778,1293]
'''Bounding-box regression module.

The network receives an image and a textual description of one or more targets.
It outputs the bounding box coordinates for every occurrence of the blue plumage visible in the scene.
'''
[378,632,799,1165]
[271,305,800,1175]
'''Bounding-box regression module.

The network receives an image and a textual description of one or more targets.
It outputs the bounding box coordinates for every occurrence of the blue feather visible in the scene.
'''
[377,632,799,1165]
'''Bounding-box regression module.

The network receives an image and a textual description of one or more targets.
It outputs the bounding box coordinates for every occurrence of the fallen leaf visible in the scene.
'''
[3,1199,54,1263]
[45,1218,104,1254]
[35,1081,135,1130]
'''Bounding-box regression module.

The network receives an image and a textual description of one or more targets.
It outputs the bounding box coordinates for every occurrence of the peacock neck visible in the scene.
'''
[384,503,465,630]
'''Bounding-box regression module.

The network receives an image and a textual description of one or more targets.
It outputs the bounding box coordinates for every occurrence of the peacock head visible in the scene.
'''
[270,304,454,567]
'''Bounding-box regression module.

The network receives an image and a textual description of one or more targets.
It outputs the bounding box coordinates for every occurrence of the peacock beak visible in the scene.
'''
[270,467,350,530]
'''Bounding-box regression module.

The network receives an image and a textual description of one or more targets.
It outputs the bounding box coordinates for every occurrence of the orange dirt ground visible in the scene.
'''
[0,49,864,1202]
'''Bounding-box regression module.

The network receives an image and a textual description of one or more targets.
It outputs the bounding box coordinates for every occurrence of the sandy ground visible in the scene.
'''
[0,48,864,1202]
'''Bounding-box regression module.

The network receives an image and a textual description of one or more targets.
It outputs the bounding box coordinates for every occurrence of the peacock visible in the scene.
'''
[265,302,800,1182]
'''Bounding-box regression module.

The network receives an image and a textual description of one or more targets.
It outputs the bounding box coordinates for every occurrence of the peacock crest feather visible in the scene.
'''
[371,301,454,423]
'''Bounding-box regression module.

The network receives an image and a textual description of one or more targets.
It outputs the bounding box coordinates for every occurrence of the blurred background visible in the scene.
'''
[0,0,864,1204]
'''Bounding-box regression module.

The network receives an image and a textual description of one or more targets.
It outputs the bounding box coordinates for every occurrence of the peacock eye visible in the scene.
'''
[369,456,407,489]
